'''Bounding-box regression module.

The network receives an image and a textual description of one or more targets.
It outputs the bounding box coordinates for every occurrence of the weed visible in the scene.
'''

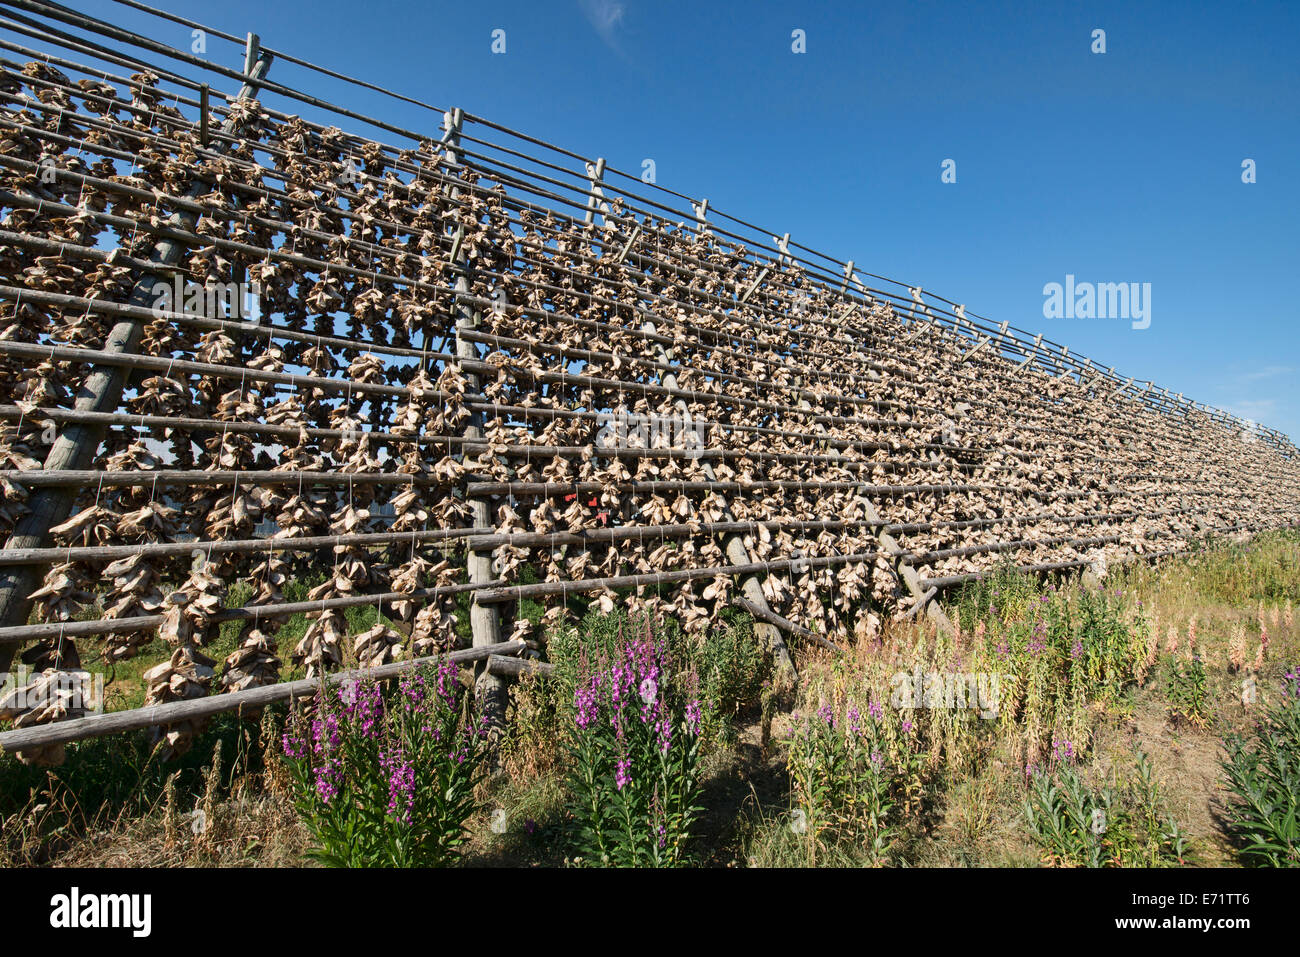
[1220,669,1300,866]
[1024,749,1187,867]
[1165,654,1210,727]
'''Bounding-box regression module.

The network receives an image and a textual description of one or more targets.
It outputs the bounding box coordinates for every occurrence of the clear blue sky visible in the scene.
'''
[80,0,1300,439]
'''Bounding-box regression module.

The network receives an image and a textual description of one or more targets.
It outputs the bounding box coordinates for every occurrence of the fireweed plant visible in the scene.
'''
[785,697,917,864]
[1023,748,1187,867]
[1220,668,1300,866]
[553,614,705,866]
[954,575,1149,769]
[281,660,489,867]
[1165,654,1210,728]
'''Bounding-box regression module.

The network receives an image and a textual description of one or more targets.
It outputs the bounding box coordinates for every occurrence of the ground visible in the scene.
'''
[2,529,1297,868]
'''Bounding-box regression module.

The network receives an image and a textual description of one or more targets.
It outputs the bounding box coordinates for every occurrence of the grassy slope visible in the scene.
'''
[2,529,1296,867]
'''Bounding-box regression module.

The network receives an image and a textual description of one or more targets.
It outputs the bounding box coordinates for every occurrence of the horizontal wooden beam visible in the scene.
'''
[0,640,526,754]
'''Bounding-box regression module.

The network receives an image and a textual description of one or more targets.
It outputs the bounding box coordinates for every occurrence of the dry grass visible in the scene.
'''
[7,529,1298,867]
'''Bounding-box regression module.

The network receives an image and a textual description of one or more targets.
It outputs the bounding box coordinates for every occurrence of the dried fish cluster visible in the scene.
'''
[0,667,94,765]
[1,47,1298,762]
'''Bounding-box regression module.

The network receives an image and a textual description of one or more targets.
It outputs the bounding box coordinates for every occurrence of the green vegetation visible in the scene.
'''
[1024,750,1188,867]
[281,661,489,867]
[1220,670,1300,866]
[3,528,1299,867]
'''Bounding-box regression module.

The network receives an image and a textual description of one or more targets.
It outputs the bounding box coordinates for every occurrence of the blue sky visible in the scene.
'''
[75,0,1300,439]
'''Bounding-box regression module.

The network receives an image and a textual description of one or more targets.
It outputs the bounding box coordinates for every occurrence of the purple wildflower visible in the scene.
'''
[351,681,385,739]
[381,746,415,824]
[311,712,342,754]
[574,673,602,730]
[313,757,341,803]
[656,715,672,754]
[282,730,306,759]
[685,699,702,737]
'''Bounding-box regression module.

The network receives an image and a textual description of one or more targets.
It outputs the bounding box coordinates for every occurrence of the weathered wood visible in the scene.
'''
[896,587,938,622]
[0,51,273,673]
[731,598,842,654]
[443,108,506,734]
[486,654,555,678]
[0,640,526,754]
[0,339,451,402]
[0,526,486,567]
[473,551,883,605]
[0,579,497,646]
[467,480,990,498]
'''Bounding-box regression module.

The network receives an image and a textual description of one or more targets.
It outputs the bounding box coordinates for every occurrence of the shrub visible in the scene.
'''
[1024,749,1187,867]
[281,660,488,867]
[1220,669,1300,866]
[786,701,906,864]
[1165,654,1209,727]
[559,615,704,866]
[695,610,770,746]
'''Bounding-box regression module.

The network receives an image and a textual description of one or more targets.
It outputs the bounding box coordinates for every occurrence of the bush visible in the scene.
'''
[1220,669,1300,866]
[557,613,704,866]
[695,610,770,746]
[1024,749,1187,867]
[786,701,906,864]
[281,660,488,867]
[1165,654,1209,727]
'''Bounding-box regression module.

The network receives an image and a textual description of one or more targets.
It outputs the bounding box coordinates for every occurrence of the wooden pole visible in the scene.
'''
[0,47,273,673]
[0,640,525,754]
[486,654,555,678]
[732,598,842,654]
[442,107,507,734]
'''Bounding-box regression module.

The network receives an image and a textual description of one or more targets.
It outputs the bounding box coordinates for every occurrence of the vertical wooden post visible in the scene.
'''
[626,201,795,685]
[0,42,272,673]
[199,84,210,147]
[640,313,798,688]
[583,157,608,225]
[442,108,506,733]
[794,386,954,638]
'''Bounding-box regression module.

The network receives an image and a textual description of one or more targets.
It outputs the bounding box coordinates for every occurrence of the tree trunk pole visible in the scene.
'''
[630,220,797,691]
[0,43,273,672]
[442,108,507,735]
